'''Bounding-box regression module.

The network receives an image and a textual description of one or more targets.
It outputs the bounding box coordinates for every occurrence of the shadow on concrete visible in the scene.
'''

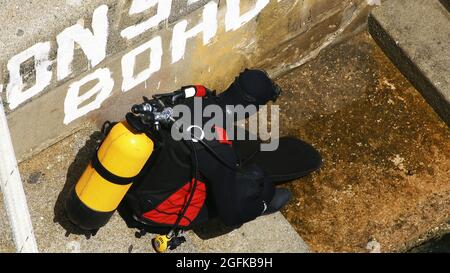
[53,130,103,239]
[408,233,450,253]
[192,218,241,240]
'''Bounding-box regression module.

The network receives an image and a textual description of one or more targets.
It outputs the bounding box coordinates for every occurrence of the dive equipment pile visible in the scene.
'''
[64,69,322,252]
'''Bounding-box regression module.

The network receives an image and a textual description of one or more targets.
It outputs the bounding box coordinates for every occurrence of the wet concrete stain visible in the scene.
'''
[276,32,450,252]
[27,171,44,184]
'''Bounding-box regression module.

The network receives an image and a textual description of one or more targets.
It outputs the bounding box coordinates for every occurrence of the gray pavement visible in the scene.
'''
[368,0,450,126]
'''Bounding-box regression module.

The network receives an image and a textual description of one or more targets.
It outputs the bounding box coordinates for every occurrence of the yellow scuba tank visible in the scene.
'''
[65,121,154,231]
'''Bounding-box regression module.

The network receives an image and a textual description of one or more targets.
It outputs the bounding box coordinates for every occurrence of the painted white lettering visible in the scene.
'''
[171,1,218,63]
[2,1,275,124]
[187,0,201,5]
[57,4,109,81]
[63,68,114,124]
[121,36,163,92]
[6,42,52,110]
[121,0,172,40]
[225,0,269,31]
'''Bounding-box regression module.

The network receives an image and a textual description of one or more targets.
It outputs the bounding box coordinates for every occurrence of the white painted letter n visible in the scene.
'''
[171,1,218,64]
[56,5,109,81]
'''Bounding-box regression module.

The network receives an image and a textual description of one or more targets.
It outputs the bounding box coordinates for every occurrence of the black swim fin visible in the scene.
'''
[263,188,292,215]
[233,128,322,184]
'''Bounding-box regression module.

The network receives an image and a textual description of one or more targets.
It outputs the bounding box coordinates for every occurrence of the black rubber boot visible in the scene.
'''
[263,188,292,215]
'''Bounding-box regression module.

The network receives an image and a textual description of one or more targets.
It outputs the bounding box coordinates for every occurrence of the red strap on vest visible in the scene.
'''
[142,179,206,227]
[215,126,232,145]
